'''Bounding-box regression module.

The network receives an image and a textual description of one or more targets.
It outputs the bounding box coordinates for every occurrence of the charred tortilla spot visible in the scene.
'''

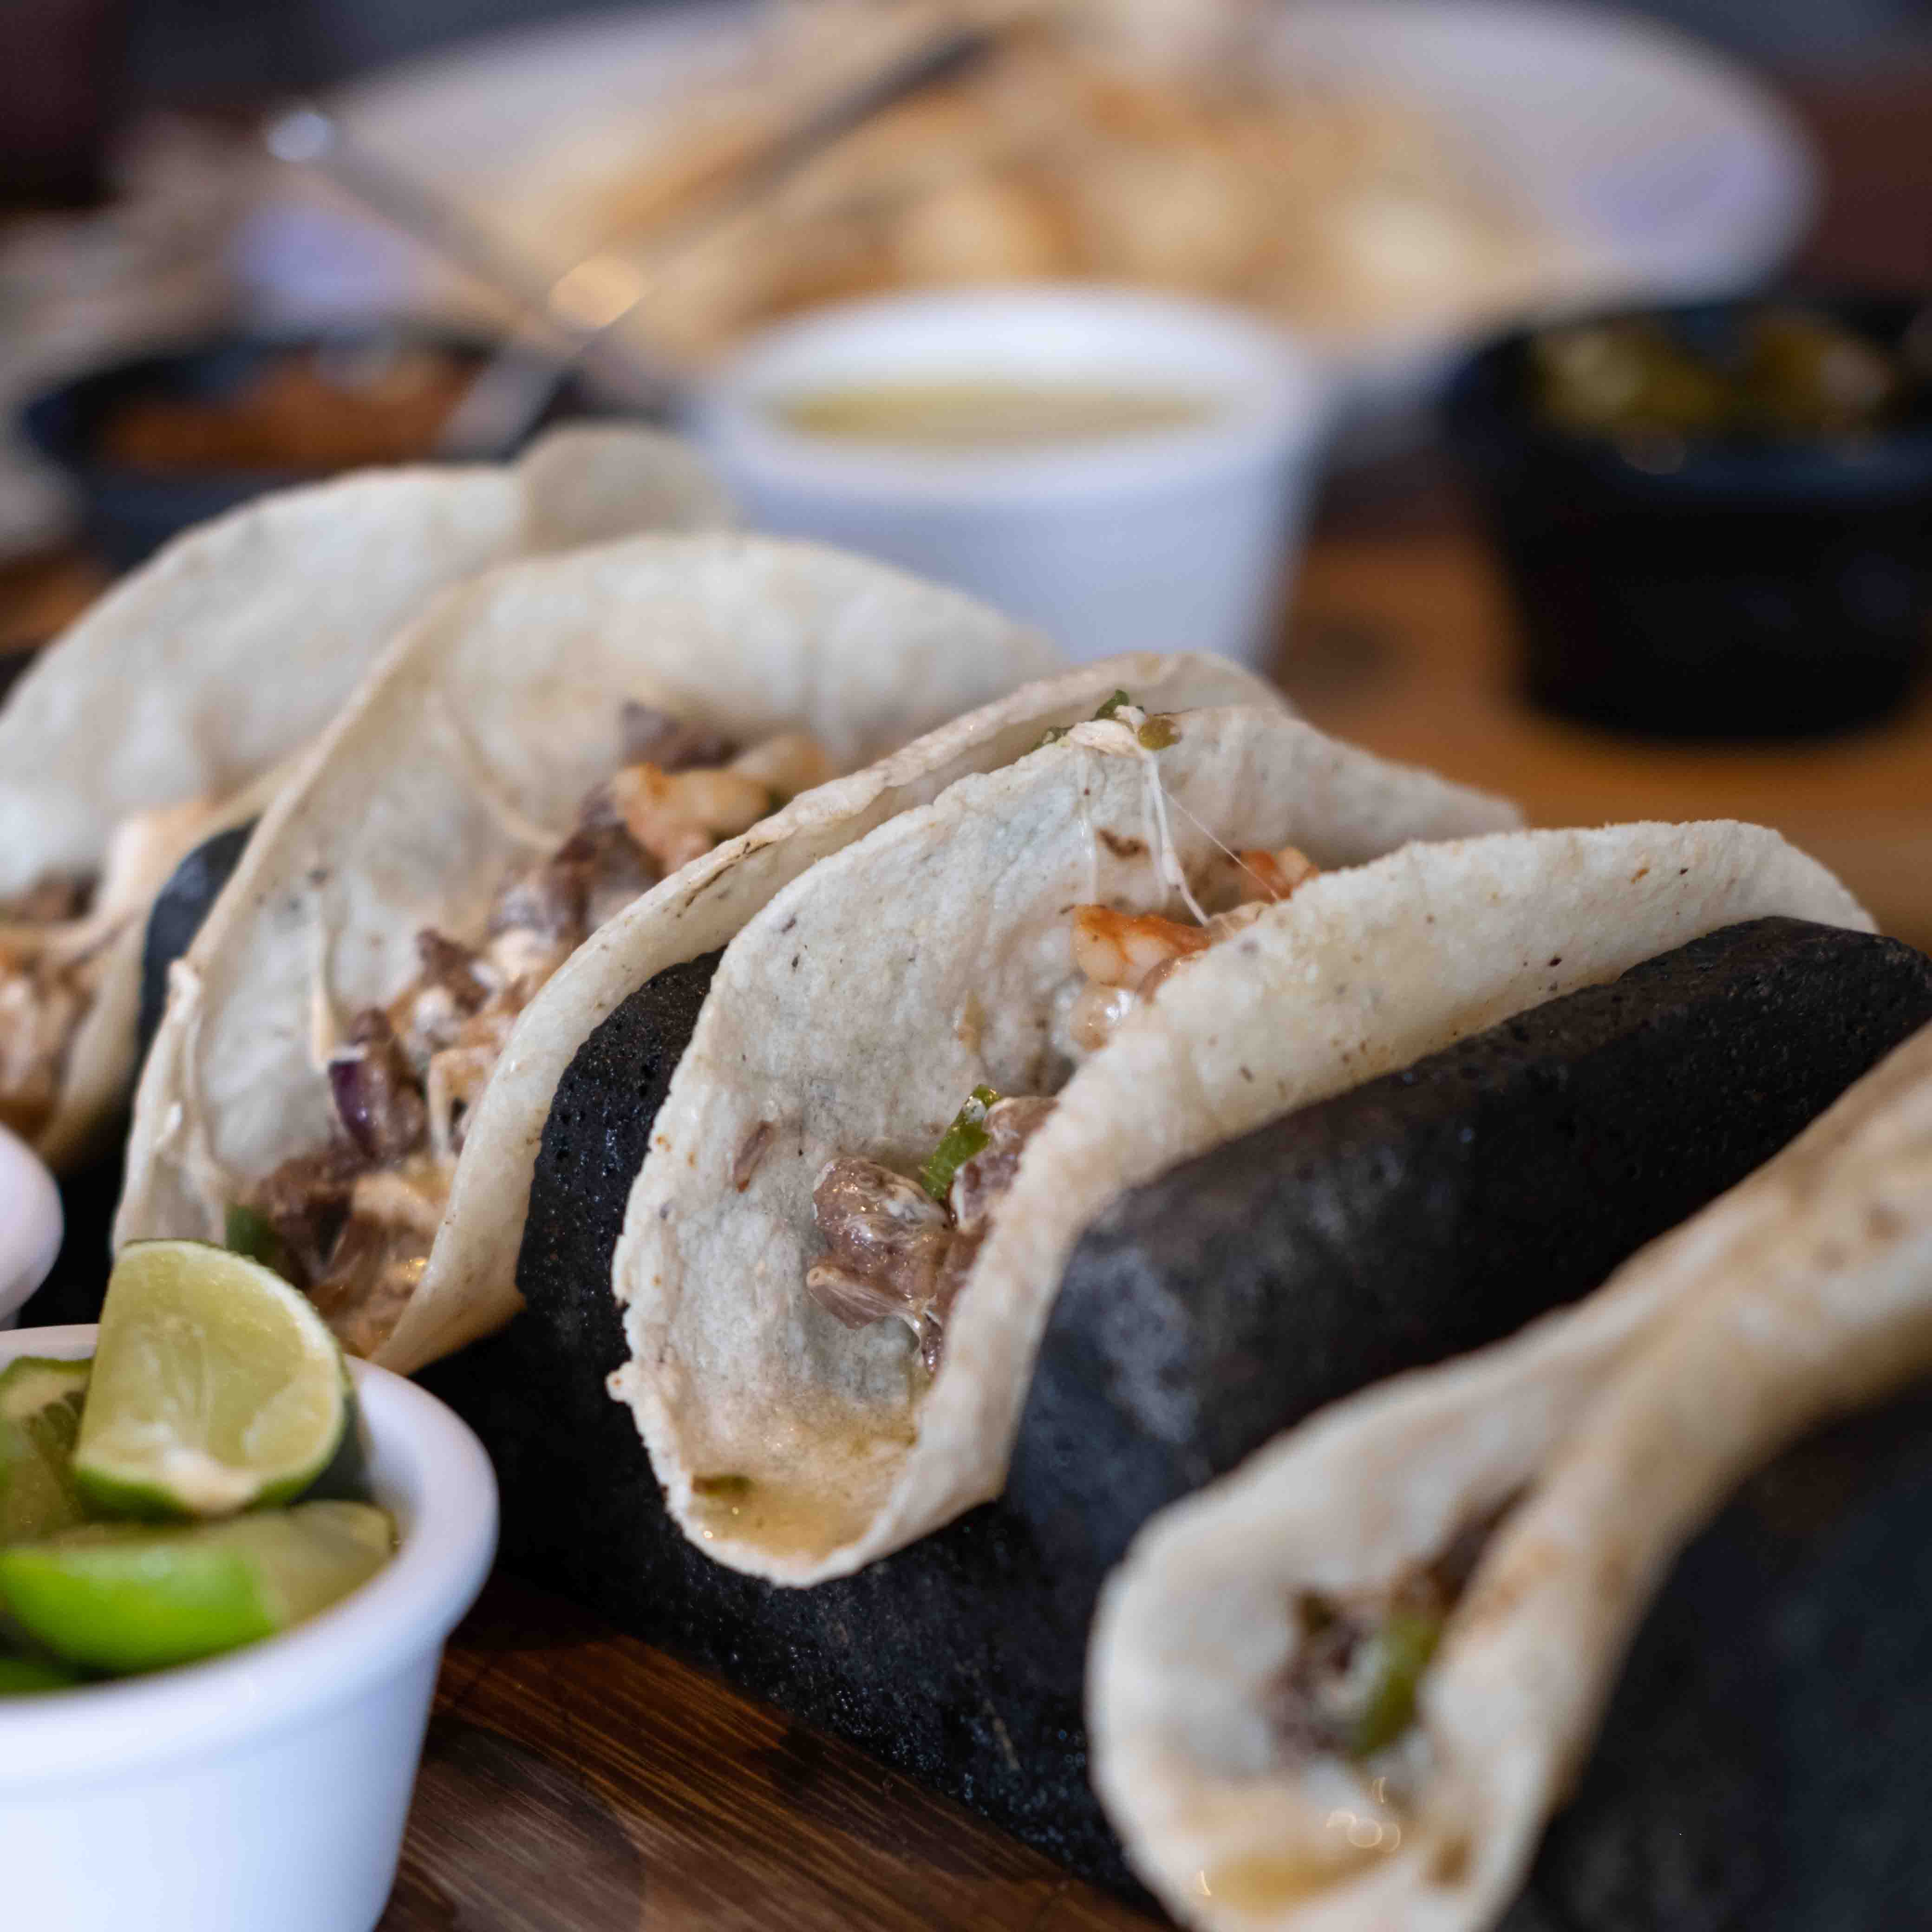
[1099,831,1146,859]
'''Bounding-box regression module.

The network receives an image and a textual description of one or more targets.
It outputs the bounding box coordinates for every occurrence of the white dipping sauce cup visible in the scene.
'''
[0,1324,497,1932]
[0,1125,62,1329]
[691,286,1327,667]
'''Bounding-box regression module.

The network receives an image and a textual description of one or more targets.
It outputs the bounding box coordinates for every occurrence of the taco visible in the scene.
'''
[1088,1018,1932,1932]
[110,535,1216,1367]
[608,699,1524,1584]
[609,793,1901,1590]
[0,424,725,1168]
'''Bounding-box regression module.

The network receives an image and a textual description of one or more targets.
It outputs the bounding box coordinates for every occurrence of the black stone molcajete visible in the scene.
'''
[1502,1377,1932,1932]
[421,918,1932,1901]
[1009,916,1932,1598]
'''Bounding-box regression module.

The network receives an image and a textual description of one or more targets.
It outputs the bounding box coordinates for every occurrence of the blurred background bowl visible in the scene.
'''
[692,285,1325,668]
[1444,292,1932,739]
[18,322,627,569]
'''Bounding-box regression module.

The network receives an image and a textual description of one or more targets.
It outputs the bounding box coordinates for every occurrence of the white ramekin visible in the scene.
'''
[689,285,1328,668]
[0,1125,62,1329]
[0,1324,498,1932]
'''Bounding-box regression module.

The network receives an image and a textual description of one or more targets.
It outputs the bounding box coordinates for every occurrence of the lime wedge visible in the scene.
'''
[0,1653,82,1695]
[74,1241,349,1520]
[0,1357,92,1545]
[0,1501,394,1673]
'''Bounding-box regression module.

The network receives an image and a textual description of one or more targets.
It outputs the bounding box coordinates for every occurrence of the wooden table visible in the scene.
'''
[1280,519,1932,954]
[384,1579,1154,1931]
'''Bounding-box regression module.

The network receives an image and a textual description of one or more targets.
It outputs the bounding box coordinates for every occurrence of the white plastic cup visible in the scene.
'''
[690,285,1328,668]
[0,1325,498,1932]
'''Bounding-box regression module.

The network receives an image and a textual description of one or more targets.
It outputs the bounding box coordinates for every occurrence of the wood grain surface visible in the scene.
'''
[380,1577,1156,1932]
[1279,530,1932,952]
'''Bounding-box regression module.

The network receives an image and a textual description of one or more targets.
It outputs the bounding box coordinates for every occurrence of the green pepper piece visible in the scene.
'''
[919,1085,1001,1203]
[1036,691,1136,750]
[1348,1609,1443,1759]
[223,1204,292,1280]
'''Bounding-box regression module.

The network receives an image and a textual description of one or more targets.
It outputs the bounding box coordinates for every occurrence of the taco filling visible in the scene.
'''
[1270,1498,1515,1794]
[0,803,220,1141]
[236,705,831,1356]
[807,804,1322,1373]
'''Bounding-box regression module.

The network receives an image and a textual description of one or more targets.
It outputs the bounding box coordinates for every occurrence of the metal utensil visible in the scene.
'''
[264,19,999,461]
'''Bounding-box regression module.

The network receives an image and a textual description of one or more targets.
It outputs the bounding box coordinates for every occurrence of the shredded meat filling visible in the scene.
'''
[237,711,829,1354]
[807,1157,951,1329]
[1,799,226,1140]
[807,1095,1056,1374]
[801,840,1324,1373]
[0,876,104,1140]
[328,1009,427,1165]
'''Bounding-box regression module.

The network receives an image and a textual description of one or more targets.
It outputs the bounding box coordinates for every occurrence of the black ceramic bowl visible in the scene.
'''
[20,325,631,571]
[1443,295,1932,740]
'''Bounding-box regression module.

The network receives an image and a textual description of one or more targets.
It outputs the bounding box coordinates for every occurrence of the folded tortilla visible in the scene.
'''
[379,652,1284,1375]
[0,425,726,1168]
[1087,1016,1932,1932]
[112,534,1104,1362]
[610,705,1523,1584]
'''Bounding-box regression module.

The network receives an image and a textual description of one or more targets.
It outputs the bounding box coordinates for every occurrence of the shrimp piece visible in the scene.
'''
[729,732,835,801]
[609,763,770,872]
[1236,843,1320,904]
[1070,905,1211,990]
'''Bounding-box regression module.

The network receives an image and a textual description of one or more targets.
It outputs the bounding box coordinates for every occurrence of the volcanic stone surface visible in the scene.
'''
[1007,916,1932,1605]
[421,916,1932,1902]
[1502,1378,1932,1932]
[137,819,253,1056]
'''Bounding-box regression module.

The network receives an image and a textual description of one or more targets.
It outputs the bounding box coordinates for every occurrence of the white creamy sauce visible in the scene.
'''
[1067,710,1207,924]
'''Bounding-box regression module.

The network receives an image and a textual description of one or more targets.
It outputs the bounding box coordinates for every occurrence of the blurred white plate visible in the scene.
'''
[254,0,1815,428]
